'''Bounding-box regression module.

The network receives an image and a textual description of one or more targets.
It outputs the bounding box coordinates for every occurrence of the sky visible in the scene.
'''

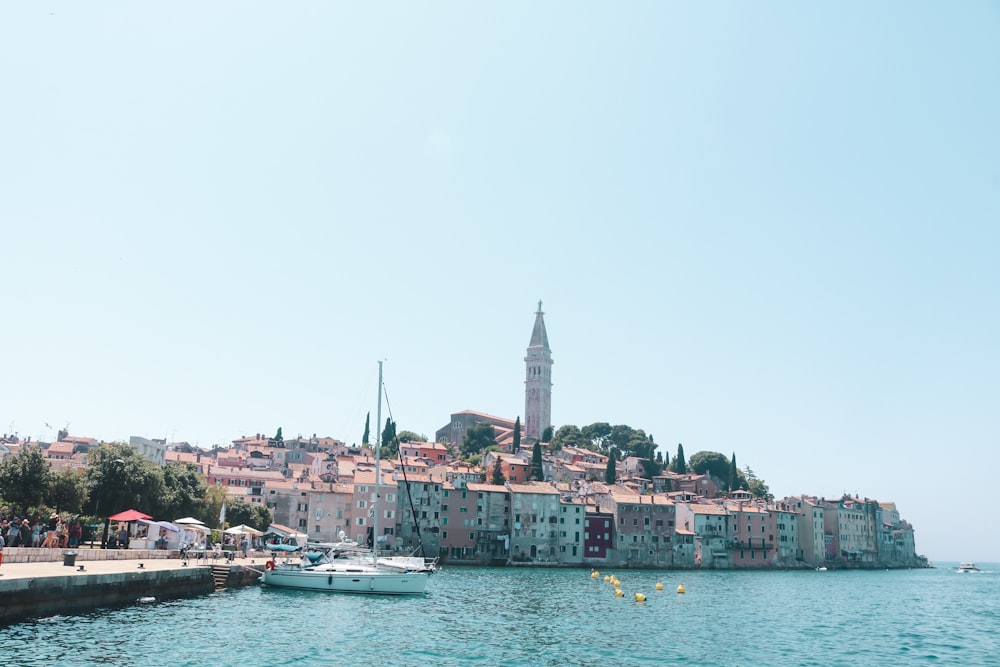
[2,2,998,562]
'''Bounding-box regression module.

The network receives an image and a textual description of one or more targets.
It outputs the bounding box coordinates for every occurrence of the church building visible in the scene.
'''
[436,302,553,448]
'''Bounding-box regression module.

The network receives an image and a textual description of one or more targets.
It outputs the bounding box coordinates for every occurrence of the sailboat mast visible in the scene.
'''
[374,360,382,562]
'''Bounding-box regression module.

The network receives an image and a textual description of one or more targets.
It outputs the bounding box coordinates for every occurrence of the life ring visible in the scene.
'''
[265,560,275,571]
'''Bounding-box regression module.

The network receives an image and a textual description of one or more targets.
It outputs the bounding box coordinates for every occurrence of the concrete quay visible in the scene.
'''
[0,550,264,626]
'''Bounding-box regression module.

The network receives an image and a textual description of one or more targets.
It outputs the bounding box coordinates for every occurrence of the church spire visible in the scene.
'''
[528,300,550,350]
[524,301,553,443]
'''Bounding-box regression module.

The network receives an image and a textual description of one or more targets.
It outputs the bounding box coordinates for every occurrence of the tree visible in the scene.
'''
[48,468,88,515]
[729,452,739,492]
[461,422,495,457]
[362,412,370,446]
[550,424,583,450]
[160,463,208,521]
[0,446,52,514]
[490,457,506,485]
[513,416,521,451]
[203,484,228,528]
[672,443,687,474]
[84,444,165,519]
[270,427,284,447]
[380,418,398,458]
[605,448,617,484]
[640,457,663,479]
[582,422,612,453]
[541,426,553,443]
[530,442,544,481]
[744,466,771,500]
[396,430,427,443]
[688,451,731,484]
[223,497,270,530]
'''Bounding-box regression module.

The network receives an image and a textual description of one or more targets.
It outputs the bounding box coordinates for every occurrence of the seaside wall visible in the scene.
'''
[0,567,215,626]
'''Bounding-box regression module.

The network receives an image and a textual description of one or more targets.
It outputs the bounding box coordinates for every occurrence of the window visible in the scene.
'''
[442,531,448,539]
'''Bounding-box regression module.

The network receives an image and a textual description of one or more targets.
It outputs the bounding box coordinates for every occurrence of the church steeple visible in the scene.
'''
[524,301,553,443]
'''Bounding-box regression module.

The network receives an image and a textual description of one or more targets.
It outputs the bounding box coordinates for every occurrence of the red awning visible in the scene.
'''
[108,509,152,521]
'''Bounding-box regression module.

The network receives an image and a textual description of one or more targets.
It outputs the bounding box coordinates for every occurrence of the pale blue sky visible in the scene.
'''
[2,2,998,562]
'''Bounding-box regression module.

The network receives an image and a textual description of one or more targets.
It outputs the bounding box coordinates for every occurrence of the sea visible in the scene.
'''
[4,563,997,667]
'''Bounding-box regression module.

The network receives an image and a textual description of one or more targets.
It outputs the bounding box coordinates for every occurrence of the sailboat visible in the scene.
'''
[260,362,434,595]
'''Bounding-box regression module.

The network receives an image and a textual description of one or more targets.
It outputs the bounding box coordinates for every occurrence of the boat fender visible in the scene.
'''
[265,560,275,571]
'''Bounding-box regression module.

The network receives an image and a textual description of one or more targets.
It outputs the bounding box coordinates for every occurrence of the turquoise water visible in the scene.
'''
[5,564,998,667]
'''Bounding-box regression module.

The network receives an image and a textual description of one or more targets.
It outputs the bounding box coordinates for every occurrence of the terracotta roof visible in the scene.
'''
[508,483,560,495]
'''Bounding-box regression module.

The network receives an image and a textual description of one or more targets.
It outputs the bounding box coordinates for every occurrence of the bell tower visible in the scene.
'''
[524,300,553,442]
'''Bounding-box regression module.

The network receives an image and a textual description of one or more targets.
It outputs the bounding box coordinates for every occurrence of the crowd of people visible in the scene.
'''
[0,513,83,550]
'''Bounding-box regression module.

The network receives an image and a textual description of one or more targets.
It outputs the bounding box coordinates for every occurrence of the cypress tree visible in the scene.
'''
[729,452,738,491]
[491,457,506,485]
[513,416,521,451]
[674,443,687,474]
[605,448,617,484]
[530,442,544,481]
[362,412,370,446]
[381,418,397,457]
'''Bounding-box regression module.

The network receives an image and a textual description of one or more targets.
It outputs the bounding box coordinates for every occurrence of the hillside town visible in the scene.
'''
[0,303,925,569]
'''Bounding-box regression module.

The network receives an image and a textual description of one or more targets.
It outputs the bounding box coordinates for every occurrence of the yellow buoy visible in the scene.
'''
[591,570,600,578]
[634,593,646,602]
[677,584,686,594]
[604,575,611,582]
[655,582,664,591]
[614,588,624,597]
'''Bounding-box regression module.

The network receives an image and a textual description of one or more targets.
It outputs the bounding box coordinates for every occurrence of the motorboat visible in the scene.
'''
[957,562,981,573]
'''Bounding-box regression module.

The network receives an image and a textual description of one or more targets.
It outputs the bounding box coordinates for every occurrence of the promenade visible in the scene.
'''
[0,553,265,579]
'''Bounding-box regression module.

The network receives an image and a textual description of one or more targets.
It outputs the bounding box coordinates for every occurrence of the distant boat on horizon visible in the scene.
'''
[957,562,981,573]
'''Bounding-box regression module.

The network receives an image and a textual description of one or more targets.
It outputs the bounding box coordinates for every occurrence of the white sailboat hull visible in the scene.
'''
[261,565,429,595]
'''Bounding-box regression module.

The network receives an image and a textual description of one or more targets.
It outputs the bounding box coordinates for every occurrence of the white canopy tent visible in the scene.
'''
[174,518,211,549]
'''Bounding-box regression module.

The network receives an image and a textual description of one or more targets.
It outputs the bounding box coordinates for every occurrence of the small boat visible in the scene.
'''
[957,562,981,573]
[260,362,434,595]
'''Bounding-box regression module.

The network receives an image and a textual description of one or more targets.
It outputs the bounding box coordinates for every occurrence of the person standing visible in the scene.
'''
[0,530,5,572]
[31,520,41,547]
[69,521,82,548]
[44,513,59,547]
[117,525,129,549]
[19,519,31,550]
[6,520,19,547]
